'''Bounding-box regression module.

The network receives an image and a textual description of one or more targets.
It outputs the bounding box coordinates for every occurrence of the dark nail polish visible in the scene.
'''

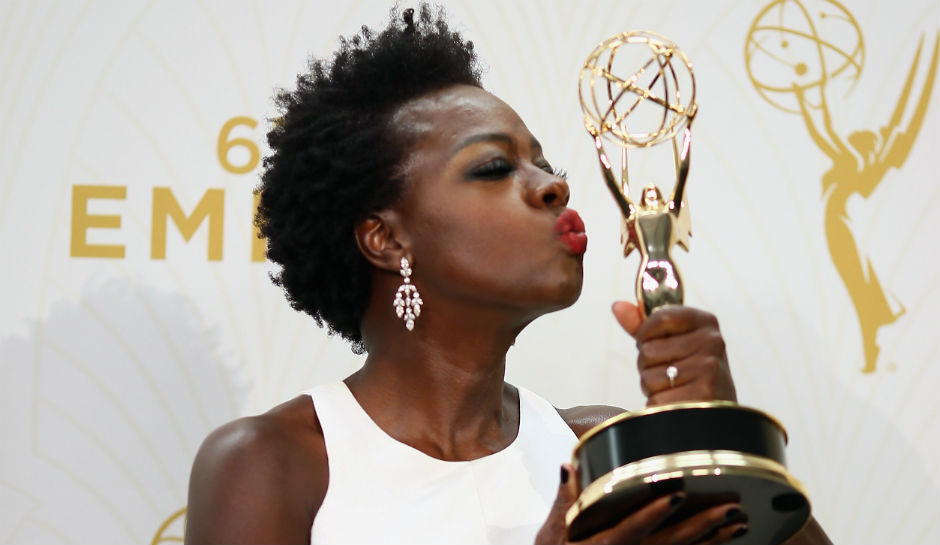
[725,507,742,520]
[732,525,749,539]
[669,493,685,507]
[700,528,719,541]
[560,466,569,484]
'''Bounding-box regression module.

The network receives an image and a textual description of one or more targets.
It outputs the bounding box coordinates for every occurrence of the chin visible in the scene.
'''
[561,281,584,308]
[496,260,584,320]
[542,269,584,313]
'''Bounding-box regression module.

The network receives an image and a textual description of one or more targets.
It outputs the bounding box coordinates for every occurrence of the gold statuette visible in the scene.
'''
[579,31,695,317]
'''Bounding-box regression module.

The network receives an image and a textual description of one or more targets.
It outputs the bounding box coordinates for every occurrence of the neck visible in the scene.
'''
[348,301,529,461]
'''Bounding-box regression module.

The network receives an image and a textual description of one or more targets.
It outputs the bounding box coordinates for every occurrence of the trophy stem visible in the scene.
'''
[621,146,630,197]
[670,126,692,213]
[593,135,634,219]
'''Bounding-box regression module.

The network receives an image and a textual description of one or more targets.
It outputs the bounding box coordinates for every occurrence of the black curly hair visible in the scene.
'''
[255,4,483,353]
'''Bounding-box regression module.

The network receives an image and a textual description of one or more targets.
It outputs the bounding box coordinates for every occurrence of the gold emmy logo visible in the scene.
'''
[69,116,266,262]
[745,0,939,373]
[151,507,186,545]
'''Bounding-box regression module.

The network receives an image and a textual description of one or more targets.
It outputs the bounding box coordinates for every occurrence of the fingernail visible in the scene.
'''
[725,507,742,520]
[669,492,685,507]
[732,525,749,539]
[699,528,719,541]
[560,465,569,485]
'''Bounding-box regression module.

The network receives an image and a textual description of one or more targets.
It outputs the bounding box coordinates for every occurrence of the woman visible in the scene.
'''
[185,6,830,544]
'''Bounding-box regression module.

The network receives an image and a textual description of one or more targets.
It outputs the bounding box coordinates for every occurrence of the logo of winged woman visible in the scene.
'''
[745,0,938,373]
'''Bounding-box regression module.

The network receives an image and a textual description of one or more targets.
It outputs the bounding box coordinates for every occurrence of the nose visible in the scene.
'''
[529,172,570,209]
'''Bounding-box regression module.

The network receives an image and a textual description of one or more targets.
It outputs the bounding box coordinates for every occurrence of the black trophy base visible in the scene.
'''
[565,403,810,544]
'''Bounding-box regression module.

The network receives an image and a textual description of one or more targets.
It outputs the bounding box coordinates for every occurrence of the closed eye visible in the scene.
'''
[469,158,514,180]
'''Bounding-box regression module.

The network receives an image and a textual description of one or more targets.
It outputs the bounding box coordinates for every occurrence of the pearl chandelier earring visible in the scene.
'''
[393,257,422,331]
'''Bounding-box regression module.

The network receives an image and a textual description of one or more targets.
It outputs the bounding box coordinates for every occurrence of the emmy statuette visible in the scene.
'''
[566,31,811,545]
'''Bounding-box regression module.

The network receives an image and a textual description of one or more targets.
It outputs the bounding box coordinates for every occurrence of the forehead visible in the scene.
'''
[391,85,532,155]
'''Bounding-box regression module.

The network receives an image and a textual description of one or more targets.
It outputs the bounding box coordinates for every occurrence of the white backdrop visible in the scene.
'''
[1,1,937,544]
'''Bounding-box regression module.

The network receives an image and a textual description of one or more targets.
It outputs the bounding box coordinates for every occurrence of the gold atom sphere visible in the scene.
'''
[579,30,697,149]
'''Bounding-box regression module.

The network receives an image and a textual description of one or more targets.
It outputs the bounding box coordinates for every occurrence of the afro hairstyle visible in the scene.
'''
[255,4,483,353]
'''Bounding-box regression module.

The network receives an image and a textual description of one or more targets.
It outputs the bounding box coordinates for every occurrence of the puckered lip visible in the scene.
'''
[554,209,587,255]
[554,208,586,236]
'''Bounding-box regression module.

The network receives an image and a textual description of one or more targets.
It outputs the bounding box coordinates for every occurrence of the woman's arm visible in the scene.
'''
[184,396,327,545]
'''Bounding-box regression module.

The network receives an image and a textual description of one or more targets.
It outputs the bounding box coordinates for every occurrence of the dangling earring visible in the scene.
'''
[393,256,422,331]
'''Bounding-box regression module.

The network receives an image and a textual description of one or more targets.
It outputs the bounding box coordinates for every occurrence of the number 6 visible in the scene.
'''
[217,116,259,174]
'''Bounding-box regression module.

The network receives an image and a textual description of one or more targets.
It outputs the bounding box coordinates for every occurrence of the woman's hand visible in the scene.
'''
[534,464,748,545]
[612,302,736,406]
[535,304,748,543]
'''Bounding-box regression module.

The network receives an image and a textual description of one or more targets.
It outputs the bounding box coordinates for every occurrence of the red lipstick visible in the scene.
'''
[554,209,588,255]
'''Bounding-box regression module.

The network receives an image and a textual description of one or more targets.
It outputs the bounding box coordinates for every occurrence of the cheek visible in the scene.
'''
[411,203,578,303]
[415,204,518,272]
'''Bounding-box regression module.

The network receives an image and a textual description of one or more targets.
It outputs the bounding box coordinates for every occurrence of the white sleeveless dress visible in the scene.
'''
[306,382,577,545]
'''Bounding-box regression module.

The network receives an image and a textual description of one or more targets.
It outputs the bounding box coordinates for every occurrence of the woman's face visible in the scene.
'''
[390,84,586,324]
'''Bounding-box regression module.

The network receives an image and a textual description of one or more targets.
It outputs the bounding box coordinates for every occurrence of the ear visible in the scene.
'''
[354,211,409,273]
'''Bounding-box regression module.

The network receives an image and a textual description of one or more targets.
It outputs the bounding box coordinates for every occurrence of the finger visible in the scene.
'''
[638,346,724,395]
[634,306,719,344]
[644,351,735,406]
[636,327,725,372]
[646,381,733,407]
[535,464,579,544]
[583,492,684,545]
[638,361,692,399]
[644,503,743,545]
[555,463,579,512]
[693,523,748,545]
[612,301,644,338]
[644,362,720,406]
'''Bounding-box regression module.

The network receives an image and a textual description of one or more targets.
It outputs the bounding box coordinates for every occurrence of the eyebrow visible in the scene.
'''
[451,132,543,157]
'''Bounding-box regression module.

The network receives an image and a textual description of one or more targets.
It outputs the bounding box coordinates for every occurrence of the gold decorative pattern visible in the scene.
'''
[151,507,186,545]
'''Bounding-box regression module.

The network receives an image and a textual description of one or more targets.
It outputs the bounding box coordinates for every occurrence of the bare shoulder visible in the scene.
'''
[184,394,327,545]
[557,404,629,438]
